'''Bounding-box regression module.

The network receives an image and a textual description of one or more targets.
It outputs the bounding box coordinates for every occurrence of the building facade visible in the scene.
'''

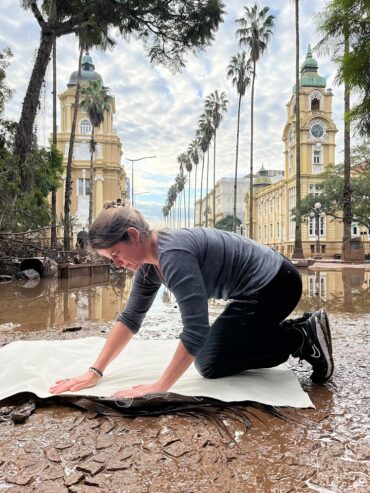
[55,53,126,238]
[245,46,370,258]
[195,176,250,227]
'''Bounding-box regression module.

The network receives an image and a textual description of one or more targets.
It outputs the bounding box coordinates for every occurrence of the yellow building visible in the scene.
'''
[245,46,369,258]
[55,53,126,237]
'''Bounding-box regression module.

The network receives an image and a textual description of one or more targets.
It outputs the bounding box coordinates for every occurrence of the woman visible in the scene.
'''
[50,205,333,397]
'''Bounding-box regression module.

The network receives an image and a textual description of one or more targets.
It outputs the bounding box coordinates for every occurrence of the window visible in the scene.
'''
[288,186,296,239]
[80,119,92,134]
[270,199,273,214]
[352,223,358,236]
[270,224,273,239]
[258,225,262,240]
[264,225,267,240]
[311,97,320,111]
[78,178,91,196]
[276,222,280,239]
[289,151,294,176]
[309,216,325,237]
[309,184,322,196]
[313,150,321,164]
[275,193,279,212]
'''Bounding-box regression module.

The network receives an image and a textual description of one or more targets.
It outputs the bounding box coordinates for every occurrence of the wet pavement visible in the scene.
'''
[0,269,369,492]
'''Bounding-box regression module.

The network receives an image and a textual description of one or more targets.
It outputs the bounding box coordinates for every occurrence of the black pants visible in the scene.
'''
[195,257,303,379]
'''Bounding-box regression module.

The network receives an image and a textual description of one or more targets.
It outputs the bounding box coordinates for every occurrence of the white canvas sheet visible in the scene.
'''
[0,337,313,408]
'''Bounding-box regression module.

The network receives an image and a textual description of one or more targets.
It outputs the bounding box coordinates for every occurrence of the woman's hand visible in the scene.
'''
[112,382,169,398]
[49,371,101,395]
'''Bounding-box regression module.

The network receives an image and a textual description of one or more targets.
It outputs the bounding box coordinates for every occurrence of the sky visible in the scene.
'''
[0,0,349,228]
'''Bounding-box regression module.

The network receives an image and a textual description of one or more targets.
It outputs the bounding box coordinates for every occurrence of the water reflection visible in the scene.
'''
[0,268,369,333]
[298,268,370,314]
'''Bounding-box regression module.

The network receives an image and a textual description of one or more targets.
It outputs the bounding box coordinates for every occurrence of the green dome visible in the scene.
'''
[292,44,326,92]
[67,52,103,87]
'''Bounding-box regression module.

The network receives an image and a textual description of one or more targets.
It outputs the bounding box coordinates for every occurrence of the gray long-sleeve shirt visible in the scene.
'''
[117,228,283,356]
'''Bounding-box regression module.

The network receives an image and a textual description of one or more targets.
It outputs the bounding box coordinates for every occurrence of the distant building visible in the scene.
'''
[195,176,250,227]
[54,53,126,236]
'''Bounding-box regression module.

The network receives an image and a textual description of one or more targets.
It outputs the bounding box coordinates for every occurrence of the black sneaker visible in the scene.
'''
[294,309,334,383]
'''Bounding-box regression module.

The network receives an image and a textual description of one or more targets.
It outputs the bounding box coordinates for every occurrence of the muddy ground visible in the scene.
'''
[0,310,369,493]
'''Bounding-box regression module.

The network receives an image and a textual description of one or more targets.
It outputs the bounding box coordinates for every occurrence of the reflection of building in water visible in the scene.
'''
[299,268,369,313]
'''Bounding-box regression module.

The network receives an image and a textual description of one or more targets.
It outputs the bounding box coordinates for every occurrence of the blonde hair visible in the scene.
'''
[88,204,151,250]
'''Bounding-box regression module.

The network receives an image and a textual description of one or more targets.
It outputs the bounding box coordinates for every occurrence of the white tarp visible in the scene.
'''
[0,337,313,408]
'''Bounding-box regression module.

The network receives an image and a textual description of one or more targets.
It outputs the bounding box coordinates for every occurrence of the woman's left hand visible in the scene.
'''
[112,382,169,398]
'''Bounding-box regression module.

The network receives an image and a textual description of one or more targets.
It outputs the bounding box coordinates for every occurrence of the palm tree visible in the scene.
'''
[80,79,111,226]
[51,37,57,247]
[188,139,199,226]
[205,90,229,226]
[236,4,275,238]
[227,52,252,232]
[185,154,193,228]
[175,171,186,228]
[290,0,304,258]
[196,113,214,227]
[177,152,188,226]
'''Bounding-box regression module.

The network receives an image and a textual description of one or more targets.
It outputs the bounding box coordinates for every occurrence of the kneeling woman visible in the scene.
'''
[50,205,333,397]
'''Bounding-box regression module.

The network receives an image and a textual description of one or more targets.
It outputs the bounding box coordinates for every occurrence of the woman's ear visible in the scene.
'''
[126,227,140,243]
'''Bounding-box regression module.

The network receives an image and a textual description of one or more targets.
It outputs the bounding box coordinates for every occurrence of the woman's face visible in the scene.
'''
[97,229,146,272]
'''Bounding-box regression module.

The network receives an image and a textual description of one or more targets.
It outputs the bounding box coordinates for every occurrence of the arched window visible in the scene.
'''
[311,97,320,111]
[80,119,92,134]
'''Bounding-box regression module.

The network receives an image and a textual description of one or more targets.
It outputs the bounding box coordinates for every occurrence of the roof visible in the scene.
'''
[67,52,103,87]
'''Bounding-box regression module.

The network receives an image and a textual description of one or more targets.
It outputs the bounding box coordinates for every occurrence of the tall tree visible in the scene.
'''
[197,113,214,227]
[16,0,224,191]
[227,52,252,232]
[205,90,229,226]
[80,79,111,226]
[315,0,357,260]
[236,4,275,238]
[184,154,193,228]
[292,0,304,258]
[187,139,199,226]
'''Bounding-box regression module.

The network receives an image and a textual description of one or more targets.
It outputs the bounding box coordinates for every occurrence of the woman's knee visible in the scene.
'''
[194,360,218,379]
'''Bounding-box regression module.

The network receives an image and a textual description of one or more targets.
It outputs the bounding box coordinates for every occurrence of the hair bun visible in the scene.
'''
[103,201,116,209]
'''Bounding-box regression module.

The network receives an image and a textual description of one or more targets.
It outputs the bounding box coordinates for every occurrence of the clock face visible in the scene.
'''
[311,123,324,138]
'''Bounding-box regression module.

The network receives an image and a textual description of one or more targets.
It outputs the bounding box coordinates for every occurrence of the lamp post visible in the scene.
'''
[125,156,156,207]
[236,224,245,236]
[310,202,326,256]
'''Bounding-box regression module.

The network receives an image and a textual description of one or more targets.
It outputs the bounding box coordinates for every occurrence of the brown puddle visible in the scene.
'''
[0,269,369,492]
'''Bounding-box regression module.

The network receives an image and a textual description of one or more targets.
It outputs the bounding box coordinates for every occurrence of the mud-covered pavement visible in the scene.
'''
[0,273,369,492]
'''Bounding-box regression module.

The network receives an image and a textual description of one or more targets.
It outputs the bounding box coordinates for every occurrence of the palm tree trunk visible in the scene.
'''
[88,126,95,227]
[51,38,57,248]
[206,150,210,227]
[183,185,186,228]
[213,129,217,227]
[249,63,256,239]
[188,171,191,228]
[199,154,205,226]
[234,94,242,233]
[292,0,304,258]
[342,30,352,261]
[14,30,54,191]
[64,45,83,249]
[194,165,198,226]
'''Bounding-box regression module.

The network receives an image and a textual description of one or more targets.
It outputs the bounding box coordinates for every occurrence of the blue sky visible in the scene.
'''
[0,1,349,228]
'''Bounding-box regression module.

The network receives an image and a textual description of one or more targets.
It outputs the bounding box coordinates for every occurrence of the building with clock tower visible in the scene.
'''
[54,53,126,240]
[245,46,347,258]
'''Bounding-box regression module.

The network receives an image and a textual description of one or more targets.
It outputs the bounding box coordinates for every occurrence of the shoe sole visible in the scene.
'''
[312,309,334,381]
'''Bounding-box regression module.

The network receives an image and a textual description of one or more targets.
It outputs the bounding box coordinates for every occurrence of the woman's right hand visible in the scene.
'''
[49,370,101,395]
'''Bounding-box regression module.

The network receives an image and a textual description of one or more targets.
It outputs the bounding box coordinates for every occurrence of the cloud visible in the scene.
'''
[0,0,348,227]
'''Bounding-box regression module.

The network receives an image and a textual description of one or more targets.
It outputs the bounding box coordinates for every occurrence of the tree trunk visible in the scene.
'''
[14,30,54,191]
[213,129,217,227]
[88,126,95,227]
[199,153,205,226]
[292,0,304,259]
[342,32,352,261]
[193,164,198,226]
[234,94,242,233]
[188,171,191,228]
[205,150,210,227]
[64,46,83,249]
[249,62,256,239]
[183,184,186,228]
[51,38,57,248]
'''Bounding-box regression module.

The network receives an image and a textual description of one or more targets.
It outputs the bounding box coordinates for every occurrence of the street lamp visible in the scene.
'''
[310,202,326,256]
[236,224,245,236]
[125,156,156,207]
